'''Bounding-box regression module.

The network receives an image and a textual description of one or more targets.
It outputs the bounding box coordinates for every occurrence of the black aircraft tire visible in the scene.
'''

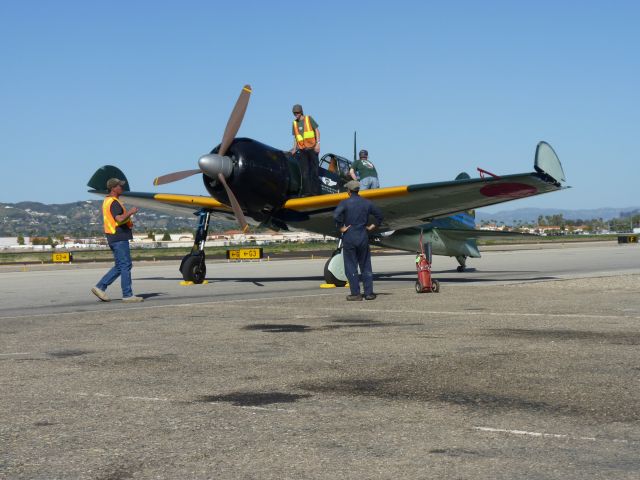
[324,257,347,287]
[182,255,207,284]
[457,265,464,272]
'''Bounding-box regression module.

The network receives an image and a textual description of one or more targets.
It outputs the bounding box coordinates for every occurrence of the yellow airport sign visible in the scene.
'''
[226,248,263,260]
[52,252,72,263]
[618,235,638,244]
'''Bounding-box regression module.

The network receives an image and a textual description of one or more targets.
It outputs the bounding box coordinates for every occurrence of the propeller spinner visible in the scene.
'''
[153,85,252,232]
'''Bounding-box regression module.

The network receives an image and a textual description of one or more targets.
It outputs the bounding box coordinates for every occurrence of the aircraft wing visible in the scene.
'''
[87,142,566,233]
[279,170,567,235]
[89,170,565,233]
[282,141,567,234]
[88,189,239,221]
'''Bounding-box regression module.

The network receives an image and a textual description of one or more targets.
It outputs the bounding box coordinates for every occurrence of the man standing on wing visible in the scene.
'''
[290,104,321,196]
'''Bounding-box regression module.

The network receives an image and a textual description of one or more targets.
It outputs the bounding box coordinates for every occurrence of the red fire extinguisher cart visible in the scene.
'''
[415,231,440,293]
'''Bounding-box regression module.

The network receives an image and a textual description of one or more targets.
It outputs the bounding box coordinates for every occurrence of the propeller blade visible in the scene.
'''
[217,172,249,233]
[219,84,252,157]
[153,169,202,186]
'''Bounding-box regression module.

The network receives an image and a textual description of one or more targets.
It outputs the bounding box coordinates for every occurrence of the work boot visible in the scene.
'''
[91,287,110,302]
[346,294,363,301]
[122,296,144,303]
[364,294,377,301]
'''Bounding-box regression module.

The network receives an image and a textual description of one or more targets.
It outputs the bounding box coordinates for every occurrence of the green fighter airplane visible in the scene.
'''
[87,85,567,286]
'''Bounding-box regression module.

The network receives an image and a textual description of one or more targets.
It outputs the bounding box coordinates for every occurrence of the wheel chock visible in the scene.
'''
[179,280,209,286]
[320,282,350,289]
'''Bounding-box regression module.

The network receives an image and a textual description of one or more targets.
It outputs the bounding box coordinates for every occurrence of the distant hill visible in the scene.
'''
[0,200,234,237]
[2,200,639,236]
[476,207,640,225]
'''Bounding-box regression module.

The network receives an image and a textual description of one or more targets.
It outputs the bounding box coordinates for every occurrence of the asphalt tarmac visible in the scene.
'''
[1,242,639,479]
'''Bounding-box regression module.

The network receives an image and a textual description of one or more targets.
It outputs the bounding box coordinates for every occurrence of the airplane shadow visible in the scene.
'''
[138,275,322,283]
[137,271,558,285]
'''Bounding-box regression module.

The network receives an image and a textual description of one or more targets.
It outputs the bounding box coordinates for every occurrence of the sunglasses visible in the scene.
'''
[293,111,302,115]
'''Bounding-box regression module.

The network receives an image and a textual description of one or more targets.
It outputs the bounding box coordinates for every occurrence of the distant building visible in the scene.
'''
[0,237,21,249]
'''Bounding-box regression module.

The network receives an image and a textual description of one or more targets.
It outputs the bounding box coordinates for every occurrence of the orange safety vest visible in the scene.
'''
[293,115,317,149]
[102,196,133,234]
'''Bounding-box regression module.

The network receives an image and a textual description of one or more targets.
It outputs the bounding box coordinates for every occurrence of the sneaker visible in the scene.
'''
[91,287,110,302]
[364,294,377,301]
[346,294,363,301]
[122,296,144,303]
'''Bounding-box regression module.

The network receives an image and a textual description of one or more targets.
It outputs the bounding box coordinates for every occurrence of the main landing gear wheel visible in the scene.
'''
[324,250,347,287]
[181,254,207,284]
[457,265,465,272]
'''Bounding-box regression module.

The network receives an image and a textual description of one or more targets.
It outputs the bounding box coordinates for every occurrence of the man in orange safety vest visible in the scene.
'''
[91,178,144,303]
[290,104,321,196]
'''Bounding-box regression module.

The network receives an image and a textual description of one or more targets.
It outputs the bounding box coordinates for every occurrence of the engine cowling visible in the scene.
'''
[202,138,301,222]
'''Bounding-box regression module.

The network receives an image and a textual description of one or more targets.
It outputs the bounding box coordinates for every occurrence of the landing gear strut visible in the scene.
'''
[180,209,211,284]
[456,255,467,272]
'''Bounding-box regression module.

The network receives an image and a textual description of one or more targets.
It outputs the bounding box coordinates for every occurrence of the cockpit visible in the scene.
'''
[318,154,353,194]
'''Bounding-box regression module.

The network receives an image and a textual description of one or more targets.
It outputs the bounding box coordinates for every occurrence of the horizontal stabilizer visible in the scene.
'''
[436,228,540,242]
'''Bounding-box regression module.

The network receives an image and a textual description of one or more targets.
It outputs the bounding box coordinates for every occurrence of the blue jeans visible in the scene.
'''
[359,176,379,190]
[96,240,133,298]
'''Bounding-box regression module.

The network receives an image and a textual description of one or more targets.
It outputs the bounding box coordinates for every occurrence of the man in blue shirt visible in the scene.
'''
[333,180,384,300]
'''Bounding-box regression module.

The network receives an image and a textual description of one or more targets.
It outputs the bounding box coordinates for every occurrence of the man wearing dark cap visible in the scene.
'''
[290,104,321,196]
[333,180,384,301]
[91,178,144,303]
[350,149,379,190]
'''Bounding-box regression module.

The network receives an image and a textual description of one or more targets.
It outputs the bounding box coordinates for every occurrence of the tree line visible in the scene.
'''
[481,213,639,233]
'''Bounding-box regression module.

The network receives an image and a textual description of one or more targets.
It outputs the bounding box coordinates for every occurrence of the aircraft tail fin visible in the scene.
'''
[87,165,130,192]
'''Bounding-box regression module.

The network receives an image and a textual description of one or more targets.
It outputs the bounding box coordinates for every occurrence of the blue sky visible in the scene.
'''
[1,0,638,212]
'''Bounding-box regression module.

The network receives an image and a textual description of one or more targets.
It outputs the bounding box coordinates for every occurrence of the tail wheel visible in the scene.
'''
[181,255,207,284]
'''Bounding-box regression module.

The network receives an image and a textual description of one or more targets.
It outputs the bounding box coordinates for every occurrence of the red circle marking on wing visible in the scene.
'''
[480,183,538,198]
